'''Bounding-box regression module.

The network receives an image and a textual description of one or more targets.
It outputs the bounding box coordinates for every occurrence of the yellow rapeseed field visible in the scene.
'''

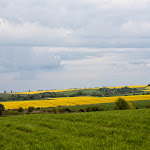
[10,85,147,94]
[10,89,80,94]
[108,85,147,89]
[1,95,150,109]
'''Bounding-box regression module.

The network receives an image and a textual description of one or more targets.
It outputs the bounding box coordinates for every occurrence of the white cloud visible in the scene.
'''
[0,0,150,47]
[101,0,149,9]
[122,20,150,36]
[0,18,72,45]
[1,1,150,91]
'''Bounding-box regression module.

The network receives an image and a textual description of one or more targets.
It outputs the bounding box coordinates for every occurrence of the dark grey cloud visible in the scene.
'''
[0,47,62,80]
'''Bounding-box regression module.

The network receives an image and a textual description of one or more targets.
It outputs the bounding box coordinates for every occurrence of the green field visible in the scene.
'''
[0,109,150,150]
[40,100,150,112]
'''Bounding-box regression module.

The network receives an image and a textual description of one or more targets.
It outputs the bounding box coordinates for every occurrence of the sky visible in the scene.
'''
[0,0,150,92]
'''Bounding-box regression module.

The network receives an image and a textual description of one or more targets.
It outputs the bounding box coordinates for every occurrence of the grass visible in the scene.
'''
[0,109,150,149]
[41,99,150,112]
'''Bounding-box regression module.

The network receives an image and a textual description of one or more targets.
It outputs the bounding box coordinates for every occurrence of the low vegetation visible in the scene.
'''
[1,97,150,117]
[0,85,150,149]
[0,109,150,149]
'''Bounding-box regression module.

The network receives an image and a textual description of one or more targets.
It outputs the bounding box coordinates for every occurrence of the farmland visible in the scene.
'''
[1,94,150,110]
[1,84,150,109]
[9,84,147,95]
[0,109,150,149]
[1,85,150,149]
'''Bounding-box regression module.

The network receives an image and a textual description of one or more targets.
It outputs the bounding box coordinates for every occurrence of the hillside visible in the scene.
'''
[1,85,150,110]
[0,109,150,150]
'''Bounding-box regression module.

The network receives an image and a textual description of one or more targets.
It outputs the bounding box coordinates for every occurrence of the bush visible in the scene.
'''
[58,108,65,113]
[0,104,5,116]
[79,109,85,112]
[115,98,134,110]
[0,104,5,111]
[58,108,71,113]
[28,107,35,112]
[85,107,92,112]
[64,108,71,113]
[47,109,52,113]
[52,108,57,114]
[18,107,24,112]
[35,107,40,110]
[146,104,150,108]
[91,106,104,111]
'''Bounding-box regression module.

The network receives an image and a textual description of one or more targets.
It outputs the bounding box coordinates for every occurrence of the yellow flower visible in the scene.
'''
[1,94,150,110]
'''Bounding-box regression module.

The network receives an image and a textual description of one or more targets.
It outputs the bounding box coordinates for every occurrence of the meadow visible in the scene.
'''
[0,109,150,150]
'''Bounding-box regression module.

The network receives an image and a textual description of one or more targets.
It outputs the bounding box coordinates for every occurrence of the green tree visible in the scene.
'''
[0,104,5,116]
[18,107,24,112]
[77,91,83,96]
[115,98,134,110]
[28,107,35,112]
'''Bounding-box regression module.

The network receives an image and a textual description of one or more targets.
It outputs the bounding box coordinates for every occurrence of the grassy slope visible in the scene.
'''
[0,109,150,150]
[41,100,150,111]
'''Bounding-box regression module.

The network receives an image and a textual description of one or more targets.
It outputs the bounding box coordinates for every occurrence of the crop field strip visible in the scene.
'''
[1,85,150,109]
[1,94,150,109]
[9,85,147,95]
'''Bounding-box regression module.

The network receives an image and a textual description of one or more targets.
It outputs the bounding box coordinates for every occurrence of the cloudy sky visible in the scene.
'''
[0,0,150,92]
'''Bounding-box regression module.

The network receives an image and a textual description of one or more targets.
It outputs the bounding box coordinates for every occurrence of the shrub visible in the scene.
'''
[52,108,57,114]
[85,107,92,112]
[115,98,134,110]
[0,108,3,116]
[0,104,5,116]
[18,107,24,112]
[28,107,35,112]
[91,106,104,111]
[6,110,20,116]
[0,104,5,111]
[79,109,85,112]
[64,108,71,113]
[58,108,65,113]
[35,107,40,110]
[58,108,71,113]
[47,109,52,113]
[146,104,150,108]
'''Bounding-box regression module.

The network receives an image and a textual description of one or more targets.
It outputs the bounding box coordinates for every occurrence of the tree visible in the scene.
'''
[18,107,24,112]
[115,98,134,110]
[77,91,83,96]
[28,107,35,112]
[0,104,5,116]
